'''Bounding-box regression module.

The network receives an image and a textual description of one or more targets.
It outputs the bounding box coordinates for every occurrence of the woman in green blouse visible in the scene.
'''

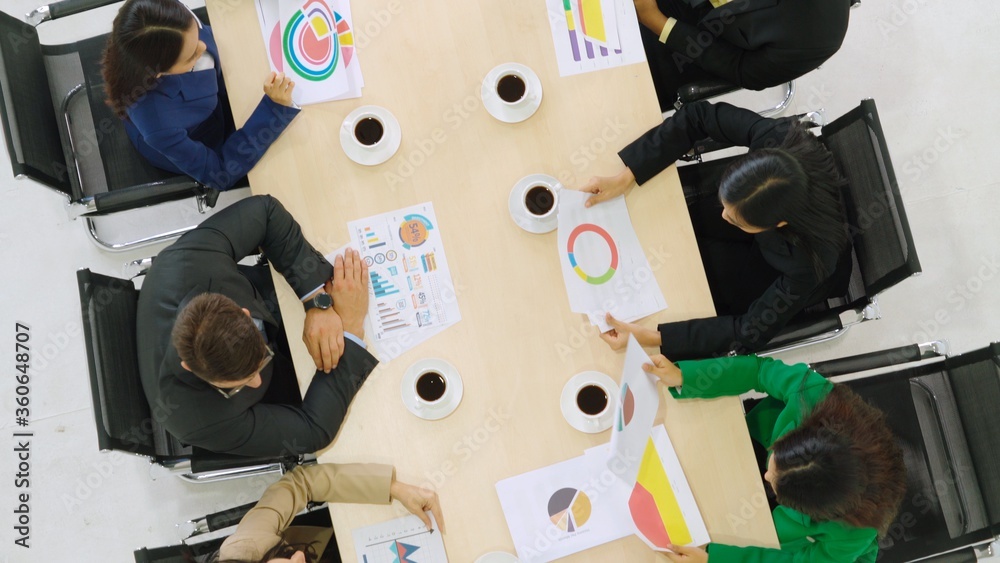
[641,354,906,562]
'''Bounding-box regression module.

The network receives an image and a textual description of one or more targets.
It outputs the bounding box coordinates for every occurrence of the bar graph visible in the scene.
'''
[364,226,386,249]
[371,271,400,298]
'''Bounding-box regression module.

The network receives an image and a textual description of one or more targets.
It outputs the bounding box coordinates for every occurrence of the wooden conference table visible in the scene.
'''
[207,0,779,560]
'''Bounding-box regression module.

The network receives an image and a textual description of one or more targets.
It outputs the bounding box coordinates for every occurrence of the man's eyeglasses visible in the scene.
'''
[214,346,274,399]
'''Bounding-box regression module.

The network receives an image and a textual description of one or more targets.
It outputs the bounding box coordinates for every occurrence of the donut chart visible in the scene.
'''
[567,223,618,285]
[282,0,340,81]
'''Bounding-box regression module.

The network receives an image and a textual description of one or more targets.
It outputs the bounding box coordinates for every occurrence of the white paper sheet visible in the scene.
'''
[496,453,634,563]
[347,203,461,353]
[557,190,667,331]
[608,335,660,485]
[255,0,363,105]
[545,0,646,77]
[352,514,448,563]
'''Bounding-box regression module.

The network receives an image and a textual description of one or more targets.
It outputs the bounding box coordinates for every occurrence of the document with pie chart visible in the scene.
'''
[609,336,662,484]
[255,0,365,105]
[557,190,667,332]
[495,451,633,563]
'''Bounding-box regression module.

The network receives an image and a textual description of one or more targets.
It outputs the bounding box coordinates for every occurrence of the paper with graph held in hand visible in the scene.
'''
[352,514,448,563]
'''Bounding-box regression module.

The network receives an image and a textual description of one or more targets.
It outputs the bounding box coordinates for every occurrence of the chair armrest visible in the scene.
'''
[677,79,740,104]
[189,448,299,475]
[810,344,925,377]
[88,179,208,216]
[47,0,121,20]
[205,502,259,532]
[764,314,843,351]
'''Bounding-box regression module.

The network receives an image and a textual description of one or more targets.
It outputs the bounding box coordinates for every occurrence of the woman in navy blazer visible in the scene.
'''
[102,0,300,191]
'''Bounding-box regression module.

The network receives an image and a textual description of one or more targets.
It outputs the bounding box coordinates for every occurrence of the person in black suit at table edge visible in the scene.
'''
[137,195,376,456]
[634,0,852,111]
[582,101,852,360]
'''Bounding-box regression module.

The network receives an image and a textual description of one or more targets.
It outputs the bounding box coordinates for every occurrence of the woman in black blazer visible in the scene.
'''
[586,101,852,360]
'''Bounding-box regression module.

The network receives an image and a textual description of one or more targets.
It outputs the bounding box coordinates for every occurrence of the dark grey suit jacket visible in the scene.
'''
[136,195,377,456]
[662,0,852,90]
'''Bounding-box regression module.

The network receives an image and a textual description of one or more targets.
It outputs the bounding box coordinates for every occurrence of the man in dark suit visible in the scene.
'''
[635,0,852,111]
[136,195,376,457]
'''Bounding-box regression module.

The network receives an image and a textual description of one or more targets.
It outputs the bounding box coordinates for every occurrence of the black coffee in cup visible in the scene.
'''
[525,185,555,216]
[416,371,447,402]
[576,384,608,416]
[497,73,527,104]
[354,117,384,146]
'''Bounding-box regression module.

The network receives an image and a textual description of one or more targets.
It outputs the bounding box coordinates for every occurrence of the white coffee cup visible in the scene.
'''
[495,70,530,107]
[413,369,448,408]
[575,381,610,422]
[521,182,559,220]
[352,113,385,148]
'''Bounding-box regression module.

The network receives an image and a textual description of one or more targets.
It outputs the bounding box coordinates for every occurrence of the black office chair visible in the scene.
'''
[672,0,863,117]
[790,340,1000,563]
[134,499,337,563]
[0,1,231,252]
[77,267,309,483]
[677,98,921,354]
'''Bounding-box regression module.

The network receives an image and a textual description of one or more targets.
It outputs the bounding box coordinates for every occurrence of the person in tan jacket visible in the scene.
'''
[216,463,444,563]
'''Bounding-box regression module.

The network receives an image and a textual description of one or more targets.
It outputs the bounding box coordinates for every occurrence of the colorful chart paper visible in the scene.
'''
[567,223,619,284]
[496,453,634,563]
[348,203,461,355]
[548,0,644,76]
[557,190,667,332]
[628,425,710,551]
[353,514,448,563]
[255,0,364,105]
[609,336,661,484]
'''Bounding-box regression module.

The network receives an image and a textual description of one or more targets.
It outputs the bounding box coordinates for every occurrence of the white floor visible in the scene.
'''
[1,1,998,561]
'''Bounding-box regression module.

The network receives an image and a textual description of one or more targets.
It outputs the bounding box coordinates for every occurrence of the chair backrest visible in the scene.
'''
[0,10,71,194]
[77,268,157,458]
[823,342,1000,562]
[944,343,1000,526]
[820,99,921,300]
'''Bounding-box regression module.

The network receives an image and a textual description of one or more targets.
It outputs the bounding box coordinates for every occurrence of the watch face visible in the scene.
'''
[314,293,333,309]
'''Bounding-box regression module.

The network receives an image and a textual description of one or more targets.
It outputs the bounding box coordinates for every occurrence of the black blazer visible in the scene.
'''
[619,101,851,360]
[136,195,378,456]
[661,0,852,90]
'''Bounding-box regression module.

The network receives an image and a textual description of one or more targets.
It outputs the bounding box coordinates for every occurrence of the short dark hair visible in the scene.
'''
[171,293,267,384]
[771,385,906,535]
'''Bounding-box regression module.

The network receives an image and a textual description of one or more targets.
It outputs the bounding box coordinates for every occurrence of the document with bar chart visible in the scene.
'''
[349,203,461,352]
[545,0,646,77]
[352,514,448,563]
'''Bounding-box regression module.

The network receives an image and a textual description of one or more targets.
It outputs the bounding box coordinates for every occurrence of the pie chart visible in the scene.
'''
[547,487,592,533]
[616,383,635,431]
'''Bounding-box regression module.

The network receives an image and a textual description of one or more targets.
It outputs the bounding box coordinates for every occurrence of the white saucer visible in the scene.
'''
[560,371,619,434]
[475,552,519,563]
[401,358,464,421]
[481,63,543,124]
[508,174,563,234]
[339,105,402,166]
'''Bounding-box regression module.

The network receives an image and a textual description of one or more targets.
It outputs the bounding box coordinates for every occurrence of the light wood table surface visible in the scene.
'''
[207,0,779,560]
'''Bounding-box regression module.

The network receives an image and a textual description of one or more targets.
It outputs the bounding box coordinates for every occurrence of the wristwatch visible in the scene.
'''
[304,292,333,312]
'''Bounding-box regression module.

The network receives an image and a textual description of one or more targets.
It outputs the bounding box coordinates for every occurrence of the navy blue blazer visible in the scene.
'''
[124,25,300,191]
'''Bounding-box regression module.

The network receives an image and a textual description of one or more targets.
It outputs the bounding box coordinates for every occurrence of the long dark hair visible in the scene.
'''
[771,385,906,535]
[102,0,194,118]
[719,124,849,280]
[212,541,319,563]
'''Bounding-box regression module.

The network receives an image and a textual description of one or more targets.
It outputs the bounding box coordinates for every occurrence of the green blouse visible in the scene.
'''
[671,356,879,562]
